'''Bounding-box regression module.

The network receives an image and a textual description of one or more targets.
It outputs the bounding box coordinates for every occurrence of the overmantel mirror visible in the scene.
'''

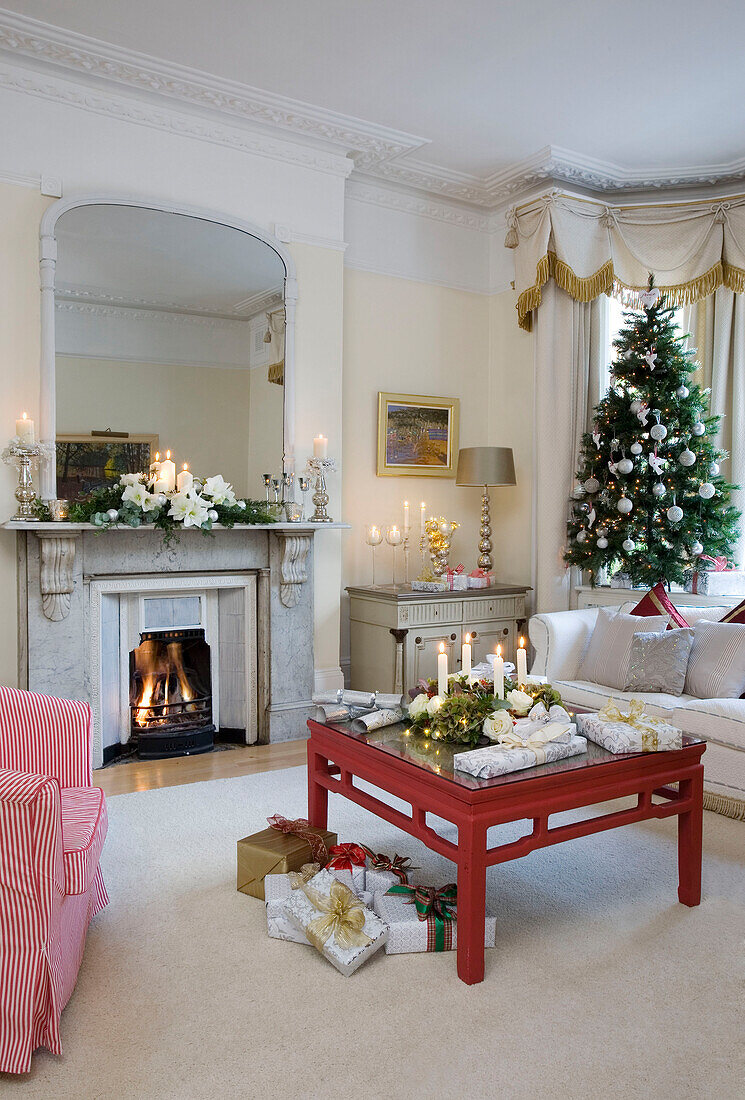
[38,198,296,502]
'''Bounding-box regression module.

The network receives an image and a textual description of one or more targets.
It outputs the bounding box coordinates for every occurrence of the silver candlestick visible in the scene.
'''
[2,438,55,521]
[304,456,337,523]
[298,477,310,520]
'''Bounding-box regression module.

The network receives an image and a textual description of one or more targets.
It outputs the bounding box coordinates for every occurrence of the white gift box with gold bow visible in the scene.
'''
[265,865,372,945]
[284,869,387,975]
[454,709,587,779]
[575,699,683,752]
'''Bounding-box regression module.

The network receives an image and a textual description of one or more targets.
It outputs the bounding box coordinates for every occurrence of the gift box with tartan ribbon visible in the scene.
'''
[373,882,497,954]
[360,845,416,895]
[237,813,336,900]
[284,868,387,975]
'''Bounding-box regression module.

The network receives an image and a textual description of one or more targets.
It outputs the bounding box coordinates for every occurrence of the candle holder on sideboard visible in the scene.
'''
[304,456,336,523]
[2,438,55,522]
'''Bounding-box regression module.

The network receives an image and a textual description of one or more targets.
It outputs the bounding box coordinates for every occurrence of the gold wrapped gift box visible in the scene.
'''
[237,826,337,900]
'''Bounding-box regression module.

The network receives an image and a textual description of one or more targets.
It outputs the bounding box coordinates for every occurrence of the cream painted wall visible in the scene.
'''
[56,356,256,496]
[0,183,52,687]
[341,268,492,672]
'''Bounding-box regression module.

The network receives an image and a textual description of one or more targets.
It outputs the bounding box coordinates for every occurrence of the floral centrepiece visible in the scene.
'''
[44,471,275,542]
[406,675,564,748]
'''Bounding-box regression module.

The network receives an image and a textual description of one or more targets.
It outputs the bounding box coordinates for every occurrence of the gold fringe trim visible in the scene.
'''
[516,255,745,331]
[267,360,284,386]
[703,789,745,822]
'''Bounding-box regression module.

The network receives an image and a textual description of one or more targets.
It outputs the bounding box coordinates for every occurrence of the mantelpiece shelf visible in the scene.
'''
[3,521,349,531]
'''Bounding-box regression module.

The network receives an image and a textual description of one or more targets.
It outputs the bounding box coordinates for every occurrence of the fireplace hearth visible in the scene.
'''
[129,627,215,759]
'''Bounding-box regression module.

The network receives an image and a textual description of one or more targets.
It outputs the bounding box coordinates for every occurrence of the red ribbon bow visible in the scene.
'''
[266,814,329,866]
[360,844,416,884]
[326,843,367,872]
[700,555,732,571]
[469,569,487,578]
[446,563,465,578]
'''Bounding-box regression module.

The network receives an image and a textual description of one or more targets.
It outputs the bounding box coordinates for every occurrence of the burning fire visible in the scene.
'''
[132,639,198,728]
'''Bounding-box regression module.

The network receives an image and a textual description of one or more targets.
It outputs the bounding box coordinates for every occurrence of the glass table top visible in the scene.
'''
[316,718,704,792]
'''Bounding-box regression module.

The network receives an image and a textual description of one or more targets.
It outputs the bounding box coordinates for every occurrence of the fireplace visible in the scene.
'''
[129,627,215,759]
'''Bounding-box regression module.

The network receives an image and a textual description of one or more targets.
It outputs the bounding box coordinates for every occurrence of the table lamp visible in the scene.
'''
[456,447,516,572]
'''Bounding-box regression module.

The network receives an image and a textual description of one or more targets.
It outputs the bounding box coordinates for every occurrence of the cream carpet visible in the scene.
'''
[7,766,745,1100]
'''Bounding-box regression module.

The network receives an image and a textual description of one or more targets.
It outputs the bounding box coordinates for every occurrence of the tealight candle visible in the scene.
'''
[15,412,34,444]
[437,641,448,697]
[177,462,193,493]
[516,636,528,686]
[462,633,472,684]
[313,434,328,459]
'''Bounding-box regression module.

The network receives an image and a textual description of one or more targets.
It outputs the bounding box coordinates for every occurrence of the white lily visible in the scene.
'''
[168,490,210,528]
[119,472,144,487]
[202,474,236,505]
[122,482,151,509]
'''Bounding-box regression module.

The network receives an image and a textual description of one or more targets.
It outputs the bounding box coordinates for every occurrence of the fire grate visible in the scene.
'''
[129,627,214,758]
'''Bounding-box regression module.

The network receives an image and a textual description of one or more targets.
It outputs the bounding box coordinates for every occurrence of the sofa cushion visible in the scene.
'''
[60,785,108,896]
[720,597,745,625]
[672,698,745,752]
[578,607,668,690]
[684,620,745,699]
[626,627,694,695]
[552,679,696,718]
[630,582,689,627]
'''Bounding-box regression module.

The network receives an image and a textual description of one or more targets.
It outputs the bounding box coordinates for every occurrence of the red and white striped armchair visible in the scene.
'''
[0,687,109,1074]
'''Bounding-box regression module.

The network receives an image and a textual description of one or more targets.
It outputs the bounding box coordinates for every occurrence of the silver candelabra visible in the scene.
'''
[304,456,337,523]
[2,438,55,521]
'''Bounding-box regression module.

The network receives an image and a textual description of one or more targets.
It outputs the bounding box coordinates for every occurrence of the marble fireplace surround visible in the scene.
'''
[9,521,344,767]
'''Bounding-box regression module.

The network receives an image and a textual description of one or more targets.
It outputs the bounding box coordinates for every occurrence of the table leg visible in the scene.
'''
[456,821,487,985]
[307,739,328,829]
[677,766,704,907]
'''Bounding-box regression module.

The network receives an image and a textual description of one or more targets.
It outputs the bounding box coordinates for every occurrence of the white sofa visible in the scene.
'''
[529,604,745,819]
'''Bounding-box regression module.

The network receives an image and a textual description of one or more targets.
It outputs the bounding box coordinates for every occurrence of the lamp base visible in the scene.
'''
[477,485,492,572]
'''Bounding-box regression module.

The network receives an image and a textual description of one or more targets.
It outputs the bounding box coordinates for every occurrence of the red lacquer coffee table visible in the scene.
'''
[306,716,705,984]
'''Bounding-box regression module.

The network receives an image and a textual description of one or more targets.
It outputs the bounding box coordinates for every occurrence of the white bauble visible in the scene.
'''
[667,504,684,523]
[676,385,690,398]
[630,442,643,455]
[691,539,704,556]
[572,485,586,499]
[629,399,642,413]
[652,481,666,498]
[576,529,587,543]
[207,509,218,521]
[692,421,705,436]
[617,496,633,514]
[584,477,601,494]
[106,508,119,521]
[617,458,634,474]
[709,462,720,476]
[650,423,668,441]
[624,349,633,361]
[622,537,636,552]
[698,482,716,499]
[678,448,696,467]
[596,527,607,537]
[596,536,609,549]
[157,494,167,505]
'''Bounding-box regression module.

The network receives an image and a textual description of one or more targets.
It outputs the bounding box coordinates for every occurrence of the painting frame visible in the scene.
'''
[376,392,459,478]
[55,433,158,499]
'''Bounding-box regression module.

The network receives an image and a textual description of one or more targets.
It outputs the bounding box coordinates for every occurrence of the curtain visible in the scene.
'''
[532,284,608,611]
[692,289,745,566]
[508,191,745,331]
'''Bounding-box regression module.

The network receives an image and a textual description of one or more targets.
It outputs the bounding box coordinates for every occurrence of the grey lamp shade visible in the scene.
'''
[456,446,516,487]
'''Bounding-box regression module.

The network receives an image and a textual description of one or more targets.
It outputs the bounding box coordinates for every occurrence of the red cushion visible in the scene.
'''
[60,785,108,896]
[721,598,745,625]
[630,582,689,628]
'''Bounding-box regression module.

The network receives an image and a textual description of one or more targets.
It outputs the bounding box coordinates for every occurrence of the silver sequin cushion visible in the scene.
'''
[625,628,694,695]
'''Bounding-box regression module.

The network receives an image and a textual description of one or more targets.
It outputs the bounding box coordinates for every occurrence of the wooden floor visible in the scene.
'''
[95,739,309,797]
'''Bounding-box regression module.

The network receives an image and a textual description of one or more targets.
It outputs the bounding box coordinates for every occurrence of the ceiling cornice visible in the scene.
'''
[1,9,744,215]
[55,297,251,331]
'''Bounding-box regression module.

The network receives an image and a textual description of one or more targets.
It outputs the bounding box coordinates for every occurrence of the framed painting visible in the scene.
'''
[55,434,158,499]
[376,393,459,478]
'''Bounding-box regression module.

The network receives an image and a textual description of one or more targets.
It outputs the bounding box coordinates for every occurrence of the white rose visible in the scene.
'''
[506,688,534,716]
[426,695,443,716]
[408,693,430,719]
[483,710,514,741]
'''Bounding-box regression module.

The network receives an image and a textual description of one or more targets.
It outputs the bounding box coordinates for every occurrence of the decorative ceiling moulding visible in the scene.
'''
[55,299,252,332]
[346,179,492,233]
[56,284,268,322]
[0,8,427,169]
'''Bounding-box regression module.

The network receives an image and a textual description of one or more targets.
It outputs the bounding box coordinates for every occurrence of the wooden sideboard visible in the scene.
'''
[347,583,530,694]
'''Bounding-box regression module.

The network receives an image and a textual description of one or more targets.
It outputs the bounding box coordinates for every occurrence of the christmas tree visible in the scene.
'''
[565,278,740,587]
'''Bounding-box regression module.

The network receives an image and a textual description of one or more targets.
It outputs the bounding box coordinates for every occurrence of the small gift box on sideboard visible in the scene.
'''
[373,883,497,954]
[575,701,682,753]
[684,565,745,596]
[237,814,336,901]
[284,868,388,975]
[361,845,415,895]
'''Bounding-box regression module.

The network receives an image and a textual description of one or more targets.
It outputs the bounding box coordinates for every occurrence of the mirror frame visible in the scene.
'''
[38,194,297,498]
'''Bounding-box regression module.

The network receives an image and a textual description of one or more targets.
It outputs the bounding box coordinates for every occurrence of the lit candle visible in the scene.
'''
[516,636,528,686]
[15,412,34,444]
[462,633,472,684]
[437,641,448,697]
[420,501,426,534]
[313,434,328,459]
[493,644,505,700]
[156,449,176,493]
[150,451,161,479]
[403,500,410,534]
[177,462,193,493]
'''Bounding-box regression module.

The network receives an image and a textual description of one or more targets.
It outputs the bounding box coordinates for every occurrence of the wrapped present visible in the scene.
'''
[575,699,683,752]
[685,559,745,596]
[454,712,587,778]
[446,564,466,590]
[237,815,336,900]
[374,883,497,954]
[264,863,320,944]
[285,869,388,975]
[360,845,416,894]
[467,569,489,589]
[326,843,367,892]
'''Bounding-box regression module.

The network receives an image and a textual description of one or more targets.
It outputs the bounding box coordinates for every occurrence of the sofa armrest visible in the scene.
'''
[0,687,92,788]
[529,608,599,681]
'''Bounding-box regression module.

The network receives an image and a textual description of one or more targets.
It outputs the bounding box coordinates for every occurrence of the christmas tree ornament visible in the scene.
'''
[571,485,586,499]
[652,481,666,498]
[576,529,587,543]
[607,459,619,478]
[587,506,597,529]
[692,420,705,436]
[630,441,643,455]
[596,527,607,537]
[635,402,650,426]
[584,477,600,494]
[648,451,665,476]
[640,287,661,308]
[644,348,657,370]
[592,425,602,449]
[667,498,684,523]
[630,399,641,413]
[676,385,690,399]
[575,501,590,515]
[650,416,667,441]
[622,537,636,553]
[678,443,696,467]
[624,349,633,360]
[617,495,633,514]
[617,452,634,474]
[709,461,721,476]
[698,482,716,499]
[596,536,609,549]
[690,539,704,556]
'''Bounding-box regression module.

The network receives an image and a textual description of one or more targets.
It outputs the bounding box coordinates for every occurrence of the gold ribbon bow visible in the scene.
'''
[496,721,572,764]
[301,880,372,952]
[597,698,663,750]
[287,863,321,889]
